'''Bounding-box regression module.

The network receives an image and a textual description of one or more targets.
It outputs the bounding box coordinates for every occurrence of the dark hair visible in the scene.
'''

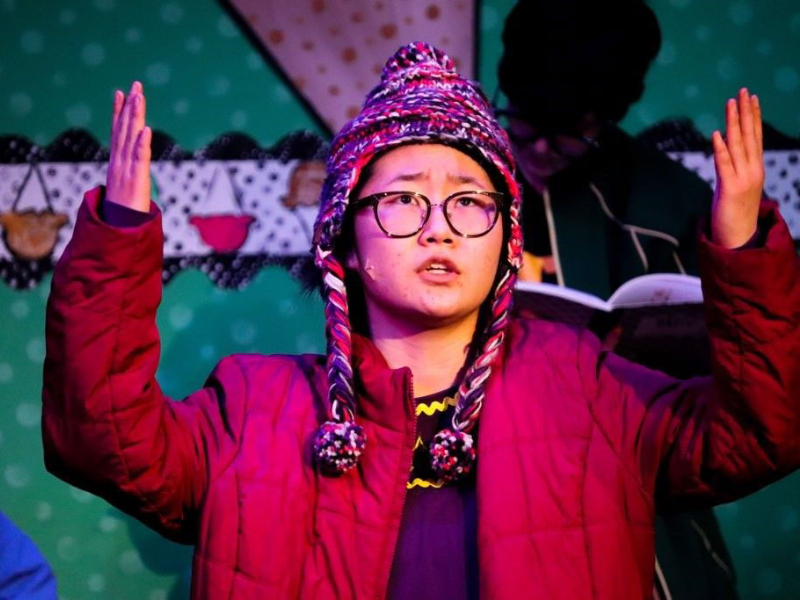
[498,0,661,128]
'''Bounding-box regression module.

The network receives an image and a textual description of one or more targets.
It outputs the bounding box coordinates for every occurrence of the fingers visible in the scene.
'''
[132,126,152,187]
[122,82,145,169]
[725,98,746,174]
[712,130,734,182]
[752,94,763,161]
[109,90,124,151]
[737,88,759,164]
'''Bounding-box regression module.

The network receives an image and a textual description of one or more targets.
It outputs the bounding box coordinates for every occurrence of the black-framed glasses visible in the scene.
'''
[351,190,505,238]
[493,107,602,158]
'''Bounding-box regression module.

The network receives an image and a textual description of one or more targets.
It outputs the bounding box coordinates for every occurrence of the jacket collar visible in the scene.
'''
[351,333,416,432]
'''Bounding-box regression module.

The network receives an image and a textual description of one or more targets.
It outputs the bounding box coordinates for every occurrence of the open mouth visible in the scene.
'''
[419,258,459,275]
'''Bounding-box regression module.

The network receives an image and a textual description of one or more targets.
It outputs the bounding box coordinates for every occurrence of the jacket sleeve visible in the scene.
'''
[583,201,800,510]
[42,186,247,543]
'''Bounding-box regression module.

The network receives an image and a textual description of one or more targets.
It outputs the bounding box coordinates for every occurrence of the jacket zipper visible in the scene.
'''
[381,372,417,597]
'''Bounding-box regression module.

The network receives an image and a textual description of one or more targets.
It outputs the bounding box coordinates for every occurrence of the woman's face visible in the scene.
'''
[347,144,504,332]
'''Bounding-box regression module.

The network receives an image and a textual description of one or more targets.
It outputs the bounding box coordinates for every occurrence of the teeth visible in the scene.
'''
[427,263,448,271]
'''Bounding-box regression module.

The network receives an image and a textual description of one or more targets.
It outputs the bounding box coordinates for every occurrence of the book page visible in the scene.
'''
[608,274,702,309]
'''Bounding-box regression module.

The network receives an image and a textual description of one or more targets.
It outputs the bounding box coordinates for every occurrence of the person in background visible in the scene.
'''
[0,510,57,599]
[497,2,737,598]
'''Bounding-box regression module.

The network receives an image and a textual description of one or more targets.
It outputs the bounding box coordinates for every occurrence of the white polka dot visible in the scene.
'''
[200,344,216,360]
[87,573,106,593]
[230,110,248,129]
[779,506,798,531]
[173,99,189,115]
[125,28,141,43]
[168,304,193,330]
[790,13,800,35]
[60,8,76,24]
[5,464,31,488]
[11,299,29,319]
[15,402,41,428]
[57,536,81,561]
[36,501,52,521]
[715,502,739,518]
[81,43,105,67]
[481,5,499,31]
[118,549,144,574]
[695,25,711,41]
[684,84,700,99]
[716,57,739,81]
[695,113,720,135]
[20,30,44,53]
[26,337,45,364]
[99,515,120,533]
[295,333,320,354]
[217,15,238,37]
[207,76,231,96]
[279,298,297,317]
[758,40,773,55]
[9,93,32,117]
[145,63,171,86]
[149,590,168,600]
[775,66,799,93]
[246,52,263,70]
[186,36,203,53]
[656,41,676,65]
[65,103,92,127]
[53,72,68,87]
[93,0,115,11]
[728,1,753,25]
[0,363,12,384]
[231,320,256,345]
[738,534,756,549]
[635,105,655,126]
[160,2,184,24]
[273,85,291,104]
[70,487,94,504]
[756,568,782,595]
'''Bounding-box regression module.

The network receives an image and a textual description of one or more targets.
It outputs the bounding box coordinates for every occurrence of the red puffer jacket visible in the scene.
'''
[43,188,800,599]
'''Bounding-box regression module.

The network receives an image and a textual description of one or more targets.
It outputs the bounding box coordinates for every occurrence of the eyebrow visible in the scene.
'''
[385,171,488,187]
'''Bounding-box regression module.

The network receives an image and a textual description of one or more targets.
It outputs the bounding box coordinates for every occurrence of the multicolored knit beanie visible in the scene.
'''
[311,42,523,482]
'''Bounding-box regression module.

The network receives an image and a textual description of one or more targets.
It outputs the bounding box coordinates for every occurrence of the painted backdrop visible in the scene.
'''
[0,1,799,598]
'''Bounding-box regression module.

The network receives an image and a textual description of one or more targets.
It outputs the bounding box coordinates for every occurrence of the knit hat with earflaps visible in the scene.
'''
[311,42,523,482]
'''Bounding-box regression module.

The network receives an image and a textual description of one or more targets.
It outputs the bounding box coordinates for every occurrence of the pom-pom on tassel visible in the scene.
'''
[313,420,367,474]
[429,428,476,483]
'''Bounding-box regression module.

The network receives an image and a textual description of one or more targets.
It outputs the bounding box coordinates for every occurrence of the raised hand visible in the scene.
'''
[106,81,152,213]
[710,88,764,248]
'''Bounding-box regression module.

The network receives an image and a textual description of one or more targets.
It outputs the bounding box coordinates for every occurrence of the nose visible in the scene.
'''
[420,202,454,245]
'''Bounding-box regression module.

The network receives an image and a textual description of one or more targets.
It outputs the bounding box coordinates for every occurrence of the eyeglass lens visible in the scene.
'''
[375,192,499,237]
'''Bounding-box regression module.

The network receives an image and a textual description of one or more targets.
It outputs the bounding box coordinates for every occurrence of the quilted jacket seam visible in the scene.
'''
[107,252,174,530]
[206,355,249,495]
[580,424,597,599]
[580,353,654,506]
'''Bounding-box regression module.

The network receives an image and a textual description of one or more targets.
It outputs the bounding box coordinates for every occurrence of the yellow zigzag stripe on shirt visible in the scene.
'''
[415,395,457,416]
[407,477,445,490]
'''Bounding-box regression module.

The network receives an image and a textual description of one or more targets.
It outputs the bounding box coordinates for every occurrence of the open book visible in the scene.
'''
[514,274,710,377]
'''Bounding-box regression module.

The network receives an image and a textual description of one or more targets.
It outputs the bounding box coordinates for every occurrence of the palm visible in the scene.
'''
[711,88,764,248]
[105,81,152,213]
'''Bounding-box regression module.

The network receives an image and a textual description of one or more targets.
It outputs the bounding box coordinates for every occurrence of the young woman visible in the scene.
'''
[42,43,799,599]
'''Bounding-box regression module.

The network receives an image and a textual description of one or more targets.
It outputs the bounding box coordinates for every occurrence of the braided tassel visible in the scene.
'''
[312,247,367,474]
[429,265,517,483]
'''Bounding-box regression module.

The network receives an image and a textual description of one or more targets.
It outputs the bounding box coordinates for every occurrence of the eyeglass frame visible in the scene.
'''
[492,107,602,157]
[350,190,506,238]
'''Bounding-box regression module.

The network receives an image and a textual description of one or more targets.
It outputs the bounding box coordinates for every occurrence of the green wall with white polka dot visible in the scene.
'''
[1,1,798,598]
